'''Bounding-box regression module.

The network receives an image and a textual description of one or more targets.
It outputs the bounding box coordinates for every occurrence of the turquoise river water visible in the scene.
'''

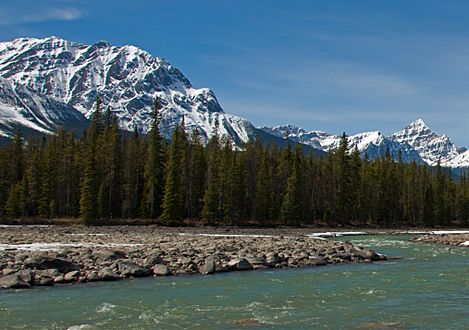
[0,235,468,329]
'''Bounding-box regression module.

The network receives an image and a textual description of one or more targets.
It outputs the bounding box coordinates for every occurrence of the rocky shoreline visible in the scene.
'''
[0,225,388,289]
[415,233,469,247]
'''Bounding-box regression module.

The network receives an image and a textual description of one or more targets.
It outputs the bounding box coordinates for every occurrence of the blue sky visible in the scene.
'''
[1,0,469,145]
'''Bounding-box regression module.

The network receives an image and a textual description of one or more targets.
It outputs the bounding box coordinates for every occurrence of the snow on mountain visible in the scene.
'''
[264,119,469,168]
[0,36,255,145]
[391,119,466,167]
[0,76,87,138]
[263,125,424,164]
[0,37,467,167]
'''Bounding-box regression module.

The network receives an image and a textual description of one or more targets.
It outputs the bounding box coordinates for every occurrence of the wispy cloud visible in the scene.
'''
[23,8,82,22]
[0,6,84,25]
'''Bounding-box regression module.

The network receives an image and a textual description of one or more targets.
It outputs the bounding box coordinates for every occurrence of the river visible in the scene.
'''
[0,235,468,329]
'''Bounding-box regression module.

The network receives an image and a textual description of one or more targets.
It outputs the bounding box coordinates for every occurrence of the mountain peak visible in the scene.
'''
[0,36,256,146]
[391,118,464,166]
[408,118,429,130]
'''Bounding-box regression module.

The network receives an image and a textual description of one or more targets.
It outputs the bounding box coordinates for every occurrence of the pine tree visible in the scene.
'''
[186,129,206,218]
[202,125,222,224]
[141,98,165,218]
[79,98,102,224]
[334,133,352,225]
[38,136,57,218]
[254,148,273,223]
[280,144,304,225]
[161,121,187,225]
[80,144,98,225]
[5,183,21,217]
[122,127,143,218]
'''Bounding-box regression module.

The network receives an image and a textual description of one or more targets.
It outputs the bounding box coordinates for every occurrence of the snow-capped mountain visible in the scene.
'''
[0,76,87,139]
[263,119,469,168]
[263,124,424,164]
[391,119,466,167]
[0,36,255,145]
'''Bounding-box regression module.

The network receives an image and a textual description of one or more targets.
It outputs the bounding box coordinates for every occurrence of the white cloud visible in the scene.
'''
[0,7,83,25]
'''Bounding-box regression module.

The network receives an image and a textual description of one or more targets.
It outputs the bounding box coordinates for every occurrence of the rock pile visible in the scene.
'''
[415,234,469,247]
[0,226,387,289]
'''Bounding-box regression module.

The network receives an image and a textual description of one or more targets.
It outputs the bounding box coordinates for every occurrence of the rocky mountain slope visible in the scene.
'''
[0,36,257,146]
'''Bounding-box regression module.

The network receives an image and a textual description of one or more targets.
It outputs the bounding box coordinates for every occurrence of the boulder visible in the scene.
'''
[152,264,171,276]
[35,277,54,286]
[352,247,383,261]
[64,271,80,282]
[98,267,121,281]
[227,258,253,271]
[117,261,151,277]
[53,275,65,284]
[25,257,79,273]
[85,271,100,282]
[144,254,165,268]
[245,256,267,269]
[35,269,60,278]
[266,252,281,265]
[308,257,327,266]
[16,269,34,284]
[0,275,30,289]
[200,260,216,275]
[14,253,29,263]
[93,250,126,261]
[2,268,16,276]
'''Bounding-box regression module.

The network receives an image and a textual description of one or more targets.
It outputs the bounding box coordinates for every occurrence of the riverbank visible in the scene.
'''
[0,225,389,289]
[414,232,469,246]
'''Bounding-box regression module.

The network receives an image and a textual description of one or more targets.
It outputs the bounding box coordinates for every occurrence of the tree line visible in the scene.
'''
[0,98,468,227]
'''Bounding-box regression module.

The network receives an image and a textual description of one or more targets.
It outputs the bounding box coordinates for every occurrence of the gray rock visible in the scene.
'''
[144,254,164,268]
[152,264,171,276]
[16,269,34,283]
[227,258,253,271]
[352,247,382,261]
[266,252,281,265]
[64,271,80,282]
[35,269,60,278]
[0,275,30,289]
[200,260,216,275]
[2,268,16,276]
[308,257,327,266]
[93,250,126,260]
[98,267,120,281]
[53,275,65,284]
[15,253,29,263]
[245,256,266,266]
[86,271,100,282]
[25,257,79,273]
[117,261,151,277]
[35,277,53,286]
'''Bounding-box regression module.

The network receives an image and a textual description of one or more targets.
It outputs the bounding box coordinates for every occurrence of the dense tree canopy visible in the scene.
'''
[0,99,468,228]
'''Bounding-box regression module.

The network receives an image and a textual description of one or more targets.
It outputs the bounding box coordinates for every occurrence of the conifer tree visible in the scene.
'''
[122,127,143,218]
[141,98,165,218]
[202,121,222,224]
[5,183,21,217]
[281,145,304,225]
[161,121,187,225]
[254,148,273,223]
[80,98,101,224]
[186,129,206,218]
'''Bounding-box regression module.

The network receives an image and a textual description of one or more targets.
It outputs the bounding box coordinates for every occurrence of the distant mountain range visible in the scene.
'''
[263,119,469,169]
[0,36,467,168]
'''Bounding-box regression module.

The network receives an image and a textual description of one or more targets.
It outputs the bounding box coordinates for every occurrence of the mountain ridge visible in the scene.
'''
[262,119,469,168]
[0,36,257,147]
[0,36,466,167]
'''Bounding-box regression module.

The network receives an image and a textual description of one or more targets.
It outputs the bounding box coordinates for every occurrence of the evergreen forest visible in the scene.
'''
[1,98,468,228]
